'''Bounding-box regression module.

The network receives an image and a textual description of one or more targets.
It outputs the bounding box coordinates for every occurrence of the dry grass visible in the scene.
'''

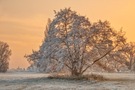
[47,73,107,81]
[47,73,135,82]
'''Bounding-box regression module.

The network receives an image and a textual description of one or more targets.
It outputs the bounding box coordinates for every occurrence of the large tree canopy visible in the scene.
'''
[26,8,129,76]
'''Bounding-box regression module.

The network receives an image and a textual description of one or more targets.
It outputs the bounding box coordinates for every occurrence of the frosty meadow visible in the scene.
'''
[0,8,135,90]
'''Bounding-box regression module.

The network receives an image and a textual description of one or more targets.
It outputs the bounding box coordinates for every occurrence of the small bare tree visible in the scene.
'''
[0,41,11,72]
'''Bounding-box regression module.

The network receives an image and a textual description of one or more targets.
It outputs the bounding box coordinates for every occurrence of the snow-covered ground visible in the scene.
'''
[0,72,135,90]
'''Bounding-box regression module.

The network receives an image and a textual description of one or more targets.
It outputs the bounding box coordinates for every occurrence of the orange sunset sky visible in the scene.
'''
[0,0,135,69]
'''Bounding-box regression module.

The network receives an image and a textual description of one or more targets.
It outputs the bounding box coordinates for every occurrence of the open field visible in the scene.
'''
[0,72,135,90]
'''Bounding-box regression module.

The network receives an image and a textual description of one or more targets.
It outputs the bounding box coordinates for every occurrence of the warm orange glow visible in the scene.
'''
[0,0,135,69]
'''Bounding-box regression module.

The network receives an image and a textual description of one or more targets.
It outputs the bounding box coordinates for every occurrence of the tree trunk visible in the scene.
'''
[129,56,133,70]
[71,69,82,76]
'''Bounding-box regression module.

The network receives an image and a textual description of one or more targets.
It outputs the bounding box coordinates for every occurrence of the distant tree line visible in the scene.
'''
[25,8,135,76]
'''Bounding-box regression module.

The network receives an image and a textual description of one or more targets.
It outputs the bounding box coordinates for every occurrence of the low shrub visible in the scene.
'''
[47,73,107,81]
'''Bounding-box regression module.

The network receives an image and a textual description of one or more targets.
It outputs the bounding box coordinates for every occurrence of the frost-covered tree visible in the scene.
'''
[39,8,95,75]
[25,18,51,71]
[25,50,41,70]
[0,41,11,72]
[90,24,127,72]
[26,8,127,76]
[120,42,135,70]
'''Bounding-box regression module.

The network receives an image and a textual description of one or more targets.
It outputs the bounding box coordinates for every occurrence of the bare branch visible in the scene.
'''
[81,44,118,74]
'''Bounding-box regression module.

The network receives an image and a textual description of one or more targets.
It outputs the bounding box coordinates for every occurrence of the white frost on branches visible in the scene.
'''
[26,8,132,75]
